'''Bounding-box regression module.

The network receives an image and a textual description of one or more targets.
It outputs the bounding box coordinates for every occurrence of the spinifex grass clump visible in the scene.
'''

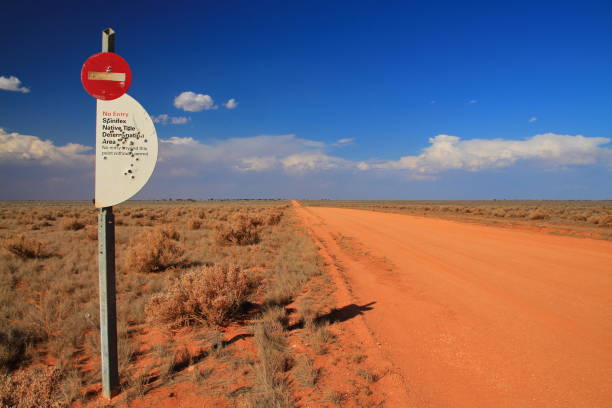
[0,325,44,370]
[60,218,85,231]
[0,367,63,408]
[146,264,260,328]
[214,215,262,246]
[246,307,293,408]
[125,227,185,273]
[2,234,53,259]
[265,210,284,226]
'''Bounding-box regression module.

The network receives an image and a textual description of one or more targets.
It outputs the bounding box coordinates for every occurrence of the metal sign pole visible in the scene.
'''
[98,27,119,399]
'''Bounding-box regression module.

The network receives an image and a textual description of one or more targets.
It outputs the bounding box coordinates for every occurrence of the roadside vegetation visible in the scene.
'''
[0,200,383,407]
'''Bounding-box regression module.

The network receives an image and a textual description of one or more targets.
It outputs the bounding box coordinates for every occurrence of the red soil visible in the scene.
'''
[294,202,612,407]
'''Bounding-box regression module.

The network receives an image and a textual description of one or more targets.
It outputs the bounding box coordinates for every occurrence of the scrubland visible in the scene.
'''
[302,200,612,240]
[0,201,383,407]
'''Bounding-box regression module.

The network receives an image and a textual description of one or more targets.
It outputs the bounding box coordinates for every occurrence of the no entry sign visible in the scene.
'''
[81,52,132,100]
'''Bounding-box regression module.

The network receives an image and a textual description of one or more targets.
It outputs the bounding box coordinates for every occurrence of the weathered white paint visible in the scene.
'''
[87,71,126,81]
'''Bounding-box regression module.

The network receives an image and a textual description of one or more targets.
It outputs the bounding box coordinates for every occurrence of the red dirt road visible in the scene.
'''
[294,203,612,408]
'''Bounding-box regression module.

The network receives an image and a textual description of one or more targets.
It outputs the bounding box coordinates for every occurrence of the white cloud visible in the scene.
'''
[174,91,216,112]
[356,161,370,170]
[529,116,538,123]
[468,99,478,104]
[371,133,611,174]
[333,137,355,147]
[281,152,344,172]
[0,76,30,93]
[156,131,325,169]
[157,134,344,176]
[0,128,92,166]
[223,98,238,109]
[235,156,276,172]
[152,114,190,125]
[171,117,190,124]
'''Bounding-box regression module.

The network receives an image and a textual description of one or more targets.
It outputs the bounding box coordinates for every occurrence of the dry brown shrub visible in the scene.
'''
[587,215,600,225]
[0,325,39,370]
[527,209,548,220]
[125,227,185,273]
[214,218,260,246]
[39,213,56,221]
[232,213,265,228]
[85,226,97,241]
[265,210,283,226]
[3,235,53,259]
[189,218,202,230]
[599,214,612,227]
[146,264,259,328]
[60,218,85,231]
[0,367,63,408]
[492,209,507,217]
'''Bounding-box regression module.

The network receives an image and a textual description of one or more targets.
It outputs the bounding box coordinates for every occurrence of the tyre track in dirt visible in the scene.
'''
[293,201,612,408]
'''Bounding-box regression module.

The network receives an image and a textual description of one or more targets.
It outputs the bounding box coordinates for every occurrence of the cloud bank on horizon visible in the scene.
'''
[0,126,610,199]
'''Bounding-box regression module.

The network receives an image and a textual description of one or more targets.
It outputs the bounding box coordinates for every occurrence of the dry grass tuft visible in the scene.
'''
[125,227,185,273]
[246,308,293,407]
[2,235,54,259]
[85,226,97,241]
[265,211,283,226]
[600,214,612,226]
[0,367,63,408]
[214,218,261,246]
[309,321,335,355]
[292,355,318,387]
[0,325,43,370]
[60,218,85,231]
[189,218,202,230]
[527,209,548,220]
[146,264,260,328]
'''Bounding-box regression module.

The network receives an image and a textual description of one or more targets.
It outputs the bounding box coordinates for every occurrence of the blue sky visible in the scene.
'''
[1,0,611,200]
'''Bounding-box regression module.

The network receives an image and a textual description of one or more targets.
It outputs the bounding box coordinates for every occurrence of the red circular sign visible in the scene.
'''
[81,52,132,100]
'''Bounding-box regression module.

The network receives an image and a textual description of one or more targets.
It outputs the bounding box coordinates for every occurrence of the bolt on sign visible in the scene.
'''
[81,52,158,207]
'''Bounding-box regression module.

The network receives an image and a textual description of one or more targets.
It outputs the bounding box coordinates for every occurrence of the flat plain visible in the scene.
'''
[1,200,611,407]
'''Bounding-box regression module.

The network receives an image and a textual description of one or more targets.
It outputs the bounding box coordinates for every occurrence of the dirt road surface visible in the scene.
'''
[294,202,612,408]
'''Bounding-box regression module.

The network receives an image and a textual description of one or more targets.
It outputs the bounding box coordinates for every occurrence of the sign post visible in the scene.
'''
[98,28,119,399]
[81,27,158,399]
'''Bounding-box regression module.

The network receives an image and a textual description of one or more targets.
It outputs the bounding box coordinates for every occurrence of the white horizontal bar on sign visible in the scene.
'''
[88,72,126,81]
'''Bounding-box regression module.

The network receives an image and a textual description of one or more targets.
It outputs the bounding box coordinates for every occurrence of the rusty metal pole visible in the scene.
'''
[98,27,119,399]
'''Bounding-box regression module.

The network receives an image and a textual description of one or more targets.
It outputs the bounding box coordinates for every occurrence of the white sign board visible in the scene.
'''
[95,94,158,208]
